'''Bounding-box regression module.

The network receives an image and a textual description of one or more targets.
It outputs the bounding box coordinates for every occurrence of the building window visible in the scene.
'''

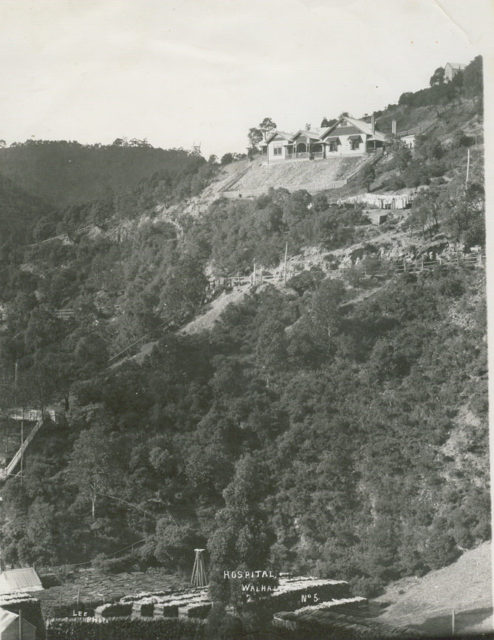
[273,147,282,156]
[329,141,338,152]
[350,138,361,150]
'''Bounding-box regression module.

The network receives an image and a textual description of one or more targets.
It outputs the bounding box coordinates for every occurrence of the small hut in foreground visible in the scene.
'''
[0,608,36,640]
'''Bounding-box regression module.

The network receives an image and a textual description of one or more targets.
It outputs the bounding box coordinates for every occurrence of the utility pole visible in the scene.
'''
[20,407,24,486]
[465,148,470,188]
[283,243,288,284]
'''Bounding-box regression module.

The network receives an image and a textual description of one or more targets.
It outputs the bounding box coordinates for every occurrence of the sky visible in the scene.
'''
[0,0,492,157]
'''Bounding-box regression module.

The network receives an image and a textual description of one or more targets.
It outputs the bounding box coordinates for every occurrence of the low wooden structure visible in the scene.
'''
[0,608,36,640]
[0,569,43,596]
[190,549,208,588]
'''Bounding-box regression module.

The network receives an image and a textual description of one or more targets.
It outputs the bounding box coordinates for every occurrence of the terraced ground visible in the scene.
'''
[38,567,187,617]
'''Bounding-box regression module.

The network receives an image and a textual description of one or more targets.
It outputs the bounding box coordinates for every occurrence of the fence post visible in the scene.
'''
[421,257,424,271]
[478,253,483,267]
[403,258,407,273]
[452,609,455,636]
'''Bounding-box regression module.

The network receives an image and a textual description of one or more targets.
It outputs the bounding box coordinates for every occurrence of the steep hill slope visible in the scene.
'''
[374,542,492,636]
[0,174,54,245]
[0,56,487,615]
[220,155,368,197]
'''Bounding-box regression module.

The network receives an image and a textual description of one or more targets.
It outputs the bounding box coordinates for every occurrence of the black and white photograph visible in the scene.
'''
[0,1,492,638]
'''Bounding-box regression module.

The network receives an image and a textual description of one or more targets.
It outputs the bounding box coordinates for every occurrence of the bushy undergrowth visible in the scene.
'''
[46,617,205,640]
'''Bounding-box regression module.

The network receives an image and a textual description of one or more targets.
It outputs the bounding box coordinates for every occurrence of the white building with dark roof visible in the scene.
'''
[444,62,466,82]
[263,116,389,162]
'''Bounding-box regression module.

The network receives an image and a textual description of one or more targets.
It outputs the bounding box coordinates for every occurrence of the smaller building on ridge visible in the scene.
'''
[444,62,466,82]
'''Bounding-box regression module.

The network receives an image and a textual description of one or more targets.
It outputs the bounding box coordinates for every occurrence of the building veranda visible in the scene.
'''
[262,115,389,163]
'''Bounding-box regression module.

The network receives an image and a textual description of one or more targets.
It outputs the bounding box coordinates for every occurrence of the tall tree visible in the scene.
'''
[430,66,445,86]
[258,117,277,142]
[248,128,263,151]
[207,453,276,638]
[67,423,117,521]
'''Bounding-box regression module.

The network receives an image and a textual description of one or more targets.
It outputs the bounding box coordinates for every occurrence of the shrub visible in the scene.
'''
[95,602,133,618]
[453,131,474,148]
[437,274,465,299]
[286,268,325,295]
[46,600,109,619]
[183,603,211,619]
[91,552,138,574]
[384,175,406,191]
[350,575,384,599]
[40,573,62,588]
[153,603,180,618]
[403,162,431,188]
[46,616,206,640]
[428,161,446,177]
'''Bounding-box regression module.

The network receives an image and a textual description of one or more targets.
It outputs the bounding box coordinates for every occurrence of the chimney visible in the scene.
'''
[392,119,397,136]
[371,114,375,134]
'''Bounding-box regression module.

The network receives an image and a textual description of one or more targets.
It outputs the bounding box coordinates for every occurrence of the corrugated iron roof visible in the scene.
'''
[0,568,43,595]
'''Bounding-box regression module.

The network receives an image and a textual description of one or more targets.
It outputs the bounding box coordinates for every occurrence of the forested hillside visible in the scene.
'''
[0,56,488,603]
[0,141,215,207]
[0,175,55,247]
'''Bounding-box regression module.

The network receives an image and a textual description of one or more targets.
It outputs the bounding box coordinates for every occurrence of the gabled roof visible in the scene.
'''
[290,128,326,142]
[264,131,295,145]
[326,125,362,136]
[322,116,389,143]
[0,568,43,595]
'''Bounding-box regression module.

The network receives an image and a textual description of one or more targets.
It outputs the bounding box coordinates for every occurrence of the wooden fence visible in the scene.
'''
[107,250,484,366]
[208,251,484,291]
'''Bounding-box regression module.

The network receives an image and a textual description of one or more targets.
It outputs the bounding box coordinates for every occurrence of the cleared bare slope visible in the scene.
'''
[221,155,369,196]
[374,542,492,636]
[181,286,250,335]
